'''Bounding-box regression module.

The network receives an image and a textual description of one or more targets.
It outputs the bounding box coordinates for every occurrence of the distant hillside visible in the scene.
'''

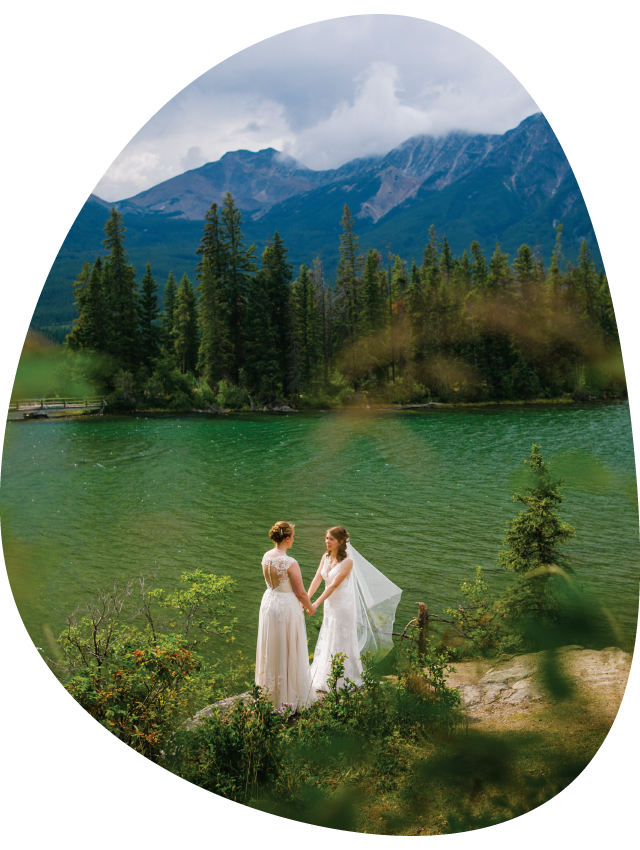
[33,112,602,333]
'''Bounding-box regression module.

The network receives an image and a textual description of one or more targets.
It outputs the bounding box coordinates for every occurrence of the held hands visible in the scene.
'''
[305,603,318,616]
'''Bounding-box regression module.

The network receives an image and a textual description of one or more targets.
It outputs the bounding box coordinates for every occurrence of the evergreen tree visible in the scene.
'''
[292,264,322,388]
[439,235,453,280]
[513,244,536,303]
[162,273,178,355]
[244,259,282,400]
[575,239,598,320]
[406,260,427,360]
[421,225,439,273]
[548,224,564,294]
[336,204,364,344]
[173,274,199,375]
[454,250,472,294]
[360,249,386,335]
[596,272,618,340]
[139,261,161,372]
[197,256,230,387]
[103,209,139,368]
[196,202,226,282]
[264,232,293,394]
[470,241,488,291]
[220,192,256,381]
[66,262,92,350]
[310,257,332,384]
[488,243,512,293]
[498,444,576,623]
[196,203,232,385]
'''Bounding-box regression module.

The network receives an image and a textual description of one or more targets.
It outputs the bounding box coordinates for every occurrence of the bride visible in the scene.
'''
[308,526,403,692]
[255,521,316,711]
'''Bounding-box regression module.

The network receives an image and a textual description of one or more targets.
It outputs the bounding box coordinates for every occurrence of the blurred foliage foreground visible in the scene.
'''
[33,445,633,834]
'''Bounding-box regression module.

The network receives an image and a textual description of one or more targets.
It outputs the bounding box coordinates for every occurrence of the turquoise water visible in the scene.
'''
[2,403,638,659]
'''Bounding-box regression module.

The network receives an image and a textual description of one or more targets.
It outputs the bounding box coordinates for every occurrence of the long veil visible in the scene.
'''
[347,541,402,661]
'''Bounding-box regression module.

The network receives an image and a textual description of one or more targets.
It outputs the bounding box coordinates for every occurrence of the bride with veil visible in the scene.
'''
[307,526,402,691]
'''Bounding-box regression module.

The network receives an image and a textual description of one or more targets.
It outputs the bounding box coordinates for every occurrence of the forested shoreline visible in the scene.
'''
[61,192,623,411]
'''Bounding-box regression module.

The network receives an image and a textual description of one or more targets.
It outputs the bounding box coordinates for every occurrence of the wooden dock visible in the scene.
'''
[8,396,107,417]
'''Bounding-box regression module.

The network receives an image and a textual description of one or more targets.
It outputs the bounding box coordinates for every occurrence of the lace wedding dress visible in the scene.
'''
[309,554,363,691]
[255,552,315,711]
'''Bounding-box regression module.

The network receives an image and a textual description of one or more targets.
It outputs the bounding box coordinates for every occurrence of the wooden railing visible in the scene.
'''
[9,396,106,412]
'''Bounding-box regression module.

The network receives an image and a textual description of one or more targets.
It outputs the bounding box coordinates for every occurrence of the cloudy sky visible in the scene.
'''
[95,15,539,202]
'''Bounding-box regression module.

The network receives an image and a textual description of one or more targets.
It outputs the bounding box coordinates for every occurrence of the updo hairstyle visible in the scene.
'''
[269,521,295,544]
[327,526,349,562]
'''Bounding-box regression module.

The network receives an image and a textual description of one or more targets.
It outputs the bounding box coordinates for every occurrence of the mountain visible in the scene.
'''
[33,113,602,333]
[115,148,381,220]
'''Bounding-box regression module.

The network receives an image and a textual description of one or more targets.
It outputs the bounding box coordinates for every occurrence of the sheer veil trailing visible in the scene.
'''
[347,541,402,661]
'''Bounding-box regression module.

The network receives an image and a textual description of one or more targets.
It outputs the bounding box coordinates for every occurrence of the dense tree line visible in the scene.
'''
[65,192,622,409]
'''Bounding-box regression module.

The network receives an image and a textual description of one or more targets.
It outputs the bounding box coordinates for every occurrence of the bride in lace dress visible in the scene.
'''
[307,526,363,691]
[255,521,316,711]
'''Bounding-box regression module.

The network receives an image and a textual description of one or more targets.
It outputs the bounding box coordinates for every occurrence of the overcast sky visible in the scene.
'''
[95,15,539,202]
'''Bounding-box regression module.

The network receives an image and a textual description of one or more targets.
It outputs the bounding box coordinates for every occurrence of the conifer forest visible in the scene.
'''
[64,191,623,410]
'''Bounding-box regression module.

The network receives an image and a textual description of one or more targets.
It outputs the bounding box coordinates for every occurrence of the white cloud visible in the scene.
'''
[92,16,539,201]
[180,146,207,171]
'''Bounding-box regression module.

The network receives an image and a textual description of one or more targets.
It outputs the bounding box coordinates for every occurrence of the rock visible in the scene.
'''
[446,646,632,724]
[262,404,295,412]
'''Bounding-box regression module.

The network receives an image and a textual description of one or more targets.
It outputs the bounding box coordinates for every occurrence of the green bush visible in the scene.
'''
[214,379,249,410]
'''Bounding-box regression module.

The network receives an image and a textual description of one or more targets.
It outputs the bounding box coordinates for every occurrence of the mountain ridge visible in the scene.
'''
[107,112,568,229]
[34,112,601,331]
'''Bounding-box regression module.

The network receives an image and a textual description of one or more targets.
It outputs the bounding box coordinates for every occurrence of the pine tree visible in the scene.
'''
[439,235,453,280]
[139,261,160,372]
[161,273,178,355]
[66,262,92,350]
[422,225,439,273]
[197,256,230,387]
[173,274,198,375]
[454,250,472,294]
[575,239,598,320]
[548,224,564,294]
[292,264,322,388]
[310,257,332,384]
[406,259,427,360]
[498,444,576,623]
[470,241,489,291]
[195,203,232,386]
[244,258,282,400]
[488,243,512,293]
[103,208,139,369]
[336,204,364,344]
[360,249,386,336]
[264,232,293,394]
[87,258,108,351]
[220,192,256,382]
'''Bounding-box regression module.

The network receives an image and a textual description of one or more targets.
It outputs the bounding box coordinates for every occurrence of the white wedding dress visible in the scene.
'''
[310,543,403,692]
[310,553,363,691]
[255,552,315,711]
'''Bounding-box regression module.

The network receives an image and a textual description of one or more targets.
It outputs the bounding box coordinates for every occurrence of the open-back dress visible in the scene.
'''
[255,551,315,711]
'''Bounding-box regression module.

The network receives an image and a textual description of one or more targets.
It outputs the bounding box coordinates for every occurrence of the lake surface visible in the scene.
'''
[2,403,639,663]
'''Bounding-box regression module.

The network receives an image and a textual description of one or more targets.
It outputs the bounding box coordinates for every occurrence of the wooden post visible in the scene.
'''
[417,603,429,656]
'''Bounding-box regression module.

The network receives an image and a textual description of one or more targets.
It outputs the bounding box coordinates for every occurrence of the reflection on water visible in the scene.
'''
[2,403,638,657]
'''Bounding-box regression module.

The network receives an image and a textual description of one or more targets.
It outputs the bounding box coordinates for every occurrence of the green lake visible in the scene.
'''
[2,403,639,663]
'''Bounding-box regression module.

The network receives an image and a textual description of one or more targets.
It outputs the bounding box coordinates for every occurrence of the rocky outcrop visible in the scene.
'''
[447,645,632,725]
